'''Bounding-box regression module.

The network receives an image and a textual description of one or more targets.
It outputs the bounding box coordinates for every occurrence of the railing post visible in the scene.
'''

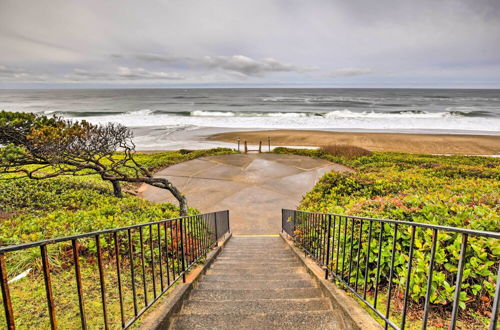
[292,210,297,236]
[244,141,248,154]
[41,245,57,330]
[0,254,15,330]
[268,136,271,151]
[237,138,240,152]
[258,141,262,153]
[325,215,332,279]
[450,234,468,329]
[282,209,285,233]
[214,212,218,246]
[72,239,87,329]
[489,263,500,330]
[179,218,187,283]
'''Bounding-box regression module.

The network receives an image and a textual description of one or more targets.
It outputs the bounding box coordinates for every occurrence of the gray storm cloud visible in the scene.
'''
[0,0,499,87]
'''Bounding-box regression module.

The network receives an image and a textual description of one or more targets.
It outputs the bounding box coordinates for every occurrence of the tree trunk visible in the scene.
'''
[146,177,188,216]
[111,180,123,198]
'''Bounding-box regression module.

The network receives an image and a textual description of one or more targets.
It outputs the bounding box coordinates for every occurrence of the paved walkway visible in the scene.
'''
[140,153,351,234]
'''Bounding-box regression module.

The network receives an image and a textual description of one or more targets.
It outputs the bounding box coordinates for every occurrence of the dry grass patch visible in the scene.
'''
[320,144,372,159]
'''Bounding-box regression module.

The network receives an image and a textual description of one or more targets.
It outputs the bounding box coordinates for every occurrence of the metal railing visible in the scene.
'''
[282,209,500,330]
[0,210,230,329]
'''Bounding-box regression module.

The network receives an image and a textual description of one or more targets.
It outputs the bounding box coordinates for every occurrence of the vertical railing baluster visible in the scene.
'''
[490,263,500,330]
[192,216,197,261]
[139,227,148,306]
[185,217,191,266]
[164,222,171,287]
[341,217,348,280]
[307,215,312,255]
[319,214,325,262]
[0,254,15,330]
[179,218,187,283]
[450,234,468,329]
[401,226,416,330]
[422,229,438,329]
[127,229,138,316]
[330,215,336,276]
[113,232,125,327]
[354,219,364,292]
[320,214,325,262]
[315,214,320,261]
[95,235,109,330]
[363,221,373,299]
[72,239,87,329]
[196,215,202,259]
[149,225,157,299]
[40,245,57,330]
[193,216,198,263]
[335,216,342,274]
[384,224,398,330]
[214,212,219,245]
[190,216,195,264]
[325,215,332,279]
[169,221,176,281]
[374,222,384,308]
[348,217,356,285]
[157,223,164,292]
[200,215,205,255]
[305,214,309,254]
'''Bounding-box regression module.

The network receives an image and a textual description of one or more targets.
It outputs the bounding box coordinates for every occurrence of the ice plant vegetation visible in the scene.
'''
[274,147,499,326]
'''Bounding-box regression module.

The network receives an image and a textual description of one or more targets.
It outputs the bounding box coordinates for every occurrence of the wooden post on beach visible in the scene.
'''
[258,141,262,153]
[244,141,248,154]
[268,136,271,151]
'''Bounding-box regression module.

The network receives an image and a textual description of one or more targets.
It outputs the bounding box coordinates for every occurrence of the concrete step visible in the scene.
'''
[219,251,295,258]
[214,260,300,266]
[217,256,297,262]
[219,252,296,258]
[218,251,292,256]
[189,287,323,301]
[221,248,288,252]
[201,273,310,282]
[197,279,315,290]
[207,266,304,275]
[170,311,343,330]
[180,298,331,315]
[208,265,303,273]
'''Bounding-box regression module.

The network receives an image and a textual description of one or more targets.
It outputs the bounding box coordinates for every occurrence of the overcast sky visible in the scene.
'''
[1,0,499,88]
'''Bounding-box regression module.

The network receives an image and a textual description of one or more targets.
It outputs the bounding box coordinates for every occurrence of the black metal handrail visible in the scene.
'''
[0,210,230,329]
[282,209,500,330]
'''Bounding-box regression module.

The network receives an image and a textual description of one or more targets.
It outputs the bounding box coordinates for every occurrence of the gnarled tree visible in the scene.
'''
[0,111,188,215]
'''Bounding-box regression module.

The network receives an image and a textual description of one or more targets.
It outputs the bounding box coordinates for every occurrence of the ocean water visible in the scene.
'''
[1,88,499,149]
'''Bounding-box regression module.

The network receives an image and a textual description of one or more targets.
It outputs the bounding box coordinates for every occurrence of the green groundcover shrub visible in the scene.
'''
[276,148,499,321]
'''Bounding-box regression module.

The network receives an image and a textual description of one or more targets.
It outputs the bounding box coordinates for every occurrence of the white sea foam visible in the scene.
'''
[73,109,500,133]
[191,110,236,117]
[128,109,154,116]
[125,109,476,119]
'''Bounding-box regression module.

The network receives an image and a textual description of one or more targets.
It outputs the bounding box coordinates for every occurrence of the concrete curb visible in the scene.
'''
[280,233,382,330]
[138,232,232,329]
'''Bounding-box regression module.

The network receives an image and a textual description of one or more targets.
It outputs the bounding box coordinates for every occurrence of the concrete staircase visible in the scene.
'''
[169,236,345,329]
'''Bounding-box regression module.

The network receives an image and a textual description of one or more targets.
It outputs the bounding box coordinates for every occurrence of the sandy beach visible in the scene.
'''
[208,130,500,155]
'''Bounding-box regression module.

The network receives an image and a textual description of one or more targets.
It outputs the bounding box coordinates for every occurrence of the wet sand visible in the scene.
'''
[207,130,500,155]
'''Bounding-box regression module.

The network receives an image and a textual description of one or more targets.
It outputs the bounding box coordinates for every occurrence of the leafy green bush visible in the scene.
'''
[0,148,236,245]
[0,148,235,328]
[279,149,499,323]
